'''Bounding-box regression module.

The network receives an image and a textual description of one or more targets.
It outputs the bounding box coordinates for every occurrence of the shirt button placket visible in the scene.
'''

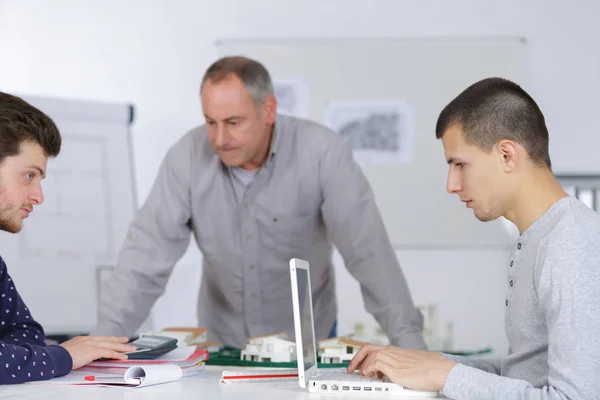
[241,201,257,334]
[506,245,520,308]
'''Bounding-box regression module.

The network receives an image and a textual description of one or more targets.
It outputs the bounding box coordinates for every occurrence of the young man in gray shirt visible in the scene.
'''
[94,56,426,350]
[348,77,600,399]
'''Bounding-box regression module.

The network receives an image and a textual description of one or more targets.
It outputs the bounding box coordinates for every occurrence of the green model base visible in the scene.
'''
[206,346,348,369]
[205,346,493,368]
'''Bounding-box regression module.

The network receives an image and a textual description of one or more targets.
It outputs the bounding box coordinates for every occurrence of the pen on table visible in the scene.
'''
[84,375,121,381]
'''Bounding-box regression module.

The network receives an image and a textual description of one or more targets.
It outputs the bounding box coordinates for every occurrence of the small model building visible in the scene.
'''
[240,332,297,362]
[318,336,367,363]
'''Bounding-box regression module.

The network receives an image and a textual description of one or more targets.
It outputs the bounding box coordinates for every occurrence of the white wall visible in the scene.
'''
[0,0,598,353]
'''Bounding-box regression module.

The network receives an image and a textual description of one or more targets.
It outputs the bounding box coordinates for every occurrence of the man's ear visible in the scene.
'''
[262,94,277,125]
[497,140,518,172]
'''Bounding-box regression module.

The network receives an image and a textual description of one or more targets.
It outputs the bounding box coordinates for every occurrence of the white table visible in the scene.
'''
[2,366,442,399]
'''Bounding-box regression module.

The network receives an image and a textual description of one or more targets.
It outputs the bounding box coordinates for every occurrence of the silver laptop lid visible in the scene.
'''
[289,258,319,388]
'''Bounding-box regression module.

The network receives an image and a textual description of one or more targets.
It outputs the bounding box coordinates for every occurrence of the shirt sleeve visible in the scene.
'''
[93,137,193,337]
[441,353,501,374]
[0,259,72,384]
[442,228,600,399]
[319,136,426,350]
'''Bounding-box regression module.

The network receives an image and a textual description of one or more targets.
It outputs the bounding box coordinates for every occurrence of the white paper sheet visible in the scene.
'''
[87,346,201,367]
[30,364,182,388]
[124,364,182,387]
[324,100,414,164]
[155,345,196,361]
[272,76,310,118]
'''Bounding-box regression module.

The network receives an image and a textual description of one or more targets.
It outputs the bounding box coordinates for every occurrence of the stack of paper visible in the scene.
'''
[79,347,209,377]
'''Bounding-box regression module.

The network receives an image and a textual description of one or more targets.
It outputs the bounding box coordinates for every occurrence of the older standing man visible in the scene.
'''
[94,56,425,350]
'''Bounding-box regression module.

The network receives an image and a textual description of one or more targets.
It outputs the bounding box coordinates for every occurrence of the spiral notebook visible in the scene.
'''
[31,364,182,388]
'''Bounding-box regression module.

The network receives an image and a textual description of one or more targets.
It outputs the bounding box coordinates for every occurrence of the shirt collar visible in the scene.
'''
[518,196,572,246]
[265,114,285,163]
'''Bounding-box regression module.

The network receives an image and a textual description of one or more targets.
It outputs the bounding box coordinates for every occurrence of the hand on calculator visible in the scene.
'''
[60,335,137,369]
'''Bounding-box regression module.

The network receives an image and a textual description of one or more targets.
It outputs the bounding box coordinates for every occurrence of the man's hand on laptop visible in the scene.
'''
[60,335,137,369]
[347,344,456,392]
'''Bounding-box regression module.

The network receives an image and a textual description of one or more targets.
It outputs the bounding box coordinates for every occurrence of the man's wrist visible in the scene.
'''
[436,359,457,390]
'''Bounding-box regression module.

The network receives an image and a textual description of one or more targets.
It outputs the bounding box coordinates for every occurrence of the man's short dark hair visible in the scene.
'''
[435,77,551,168]
[0,92,61,164]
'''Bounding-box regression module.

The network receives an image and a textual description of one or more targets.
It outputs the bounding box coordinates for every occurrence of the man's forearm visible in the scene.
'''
[93,259,162,337]
[443,363,577,400]
[442,353,501,374]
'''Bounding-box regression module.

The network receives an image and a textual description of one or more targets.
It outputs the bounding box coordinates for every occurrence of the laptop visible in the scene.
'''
[289,258,439,396]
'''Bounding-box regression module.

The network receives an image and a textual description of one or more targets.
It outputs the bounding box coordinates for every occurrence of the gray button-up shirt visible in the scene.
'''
[94,114,425,349]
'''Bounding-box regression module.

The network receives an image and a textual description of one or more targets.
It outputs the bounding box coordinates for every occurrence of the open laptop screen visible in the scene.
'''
[297,267,316,371]
[290,258,318,387]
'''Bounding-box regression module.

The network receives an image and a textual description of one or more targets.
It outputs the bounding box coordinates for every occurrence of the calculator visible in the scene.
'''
[124,335,178,360]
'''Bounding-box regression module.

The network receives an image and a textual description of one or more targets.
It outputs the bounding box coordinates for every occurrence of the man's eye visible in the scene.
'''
[26,173,34,180]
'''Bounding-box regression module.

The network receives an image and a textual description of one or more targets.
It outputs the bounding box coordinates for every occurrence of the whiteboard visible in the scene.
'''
[217,37,527,248]
[0,95,137,334]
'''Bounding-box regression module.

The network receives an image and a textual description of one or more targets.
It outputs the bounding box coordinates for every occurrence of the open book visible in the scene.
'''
[31,364,182,388]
